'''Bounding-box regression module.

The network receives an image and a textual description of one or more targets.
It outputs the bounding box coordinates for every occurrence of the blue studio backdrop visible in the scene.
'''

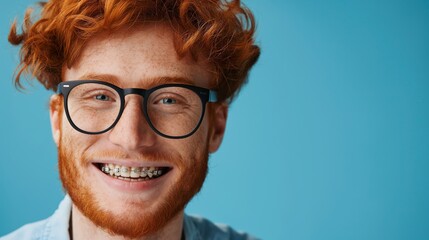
[1,0,429,239]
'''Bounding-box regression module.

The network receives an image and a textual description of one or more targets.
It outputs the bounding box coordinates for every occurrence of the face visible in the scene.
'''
[50,23,227,238]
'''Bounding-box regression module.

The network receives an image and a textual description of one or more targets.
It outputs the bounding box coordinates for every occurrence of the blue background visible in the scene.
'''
[1,0,429,239]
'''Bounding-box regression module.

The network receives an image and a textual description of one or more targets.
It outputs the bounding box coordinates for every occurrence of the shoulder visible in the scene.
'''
[0,219,48,240]
[0,195,71,240]
[184,214,260,240]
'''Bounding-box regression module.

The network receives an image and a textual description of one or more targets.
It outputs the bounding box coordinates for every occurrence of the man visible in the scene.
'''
[3,0,260,239]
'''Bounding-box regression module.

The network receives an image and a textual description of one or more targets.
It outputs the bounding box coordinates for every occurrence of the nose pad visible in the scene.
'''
[108,96,156,150]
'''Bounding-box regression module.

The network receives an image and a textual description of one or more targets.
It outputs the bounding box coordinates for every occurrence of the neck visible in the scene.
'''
[70,204,184,240]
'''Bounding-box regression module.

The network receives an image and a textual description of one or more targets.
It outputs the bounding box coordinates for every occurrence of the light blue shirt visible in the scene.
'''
[1,195,259,240]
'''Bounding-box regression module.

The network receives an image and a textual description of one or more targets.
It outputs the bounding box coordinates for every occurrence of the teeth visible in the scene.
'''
[149,167,156,178]
[101,164,166,179]
[140,167,148,177]
[120,166,130,177]
[130,167,140,178]
[114,165,121,176]
[108,164,114,176]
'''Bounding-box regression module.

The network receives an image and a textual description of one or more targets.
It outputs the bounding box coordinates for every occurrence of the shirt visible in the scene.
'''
[1,195,259,240]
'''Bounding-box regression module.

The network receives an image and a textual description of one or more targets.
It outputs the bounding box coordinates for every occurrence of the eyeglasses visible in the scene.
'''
[57,80,218,139]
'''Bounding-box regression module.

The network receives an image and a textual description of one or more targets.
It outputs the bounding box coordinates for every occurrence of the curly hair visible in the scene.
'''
[8,0,260,102]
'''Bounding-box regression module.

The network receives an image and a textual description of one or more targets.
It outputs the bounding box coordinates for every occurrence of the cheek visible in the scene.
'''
[198,113,212,143]
[183,117,211,155]
[60,116,99,159]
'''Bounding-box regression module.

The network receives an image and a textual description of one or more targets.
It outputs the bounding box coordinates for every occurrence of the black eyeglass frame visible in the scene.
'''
[57,80,218,139]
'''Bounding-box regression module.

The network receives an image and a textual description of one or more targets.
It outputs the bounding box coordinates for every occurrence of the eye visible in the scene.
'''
[161,98,177,104]
[95,94,111,101]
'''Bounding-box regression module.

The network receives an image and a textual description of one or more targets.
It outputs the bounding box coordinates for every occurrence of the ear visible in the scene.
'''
[208,103,228,153]
[49,94,62,147]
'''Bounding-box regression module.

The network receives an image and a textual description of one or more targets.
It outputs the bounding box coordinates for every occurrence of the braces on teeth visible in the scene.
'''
[100,164,165,179]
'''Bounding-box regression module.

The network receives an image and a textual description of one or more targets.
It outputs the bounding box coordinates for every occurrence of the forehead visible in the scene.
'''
[63,23,214,89]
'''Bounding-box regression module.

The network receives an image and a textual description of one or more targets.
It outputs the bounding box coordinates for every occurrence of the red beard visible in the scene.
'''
[58,134,209,238]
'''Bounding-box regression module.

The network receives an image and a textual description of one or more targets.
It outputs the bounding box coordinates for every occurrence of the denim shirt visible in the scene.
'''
[1,195,259,240]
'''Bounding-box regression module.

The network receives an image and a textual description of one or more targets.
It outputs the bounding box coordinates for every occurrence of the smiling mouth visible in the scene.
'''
[94,163,171,182]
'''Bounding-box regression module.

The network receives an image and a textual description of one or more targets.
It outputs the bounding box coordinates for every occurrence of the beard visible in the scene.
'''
[58,132,209,238]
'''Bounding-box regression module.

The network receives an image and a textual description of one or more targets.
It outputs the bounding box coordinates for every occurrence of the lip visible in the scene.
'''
[90,162,173,193]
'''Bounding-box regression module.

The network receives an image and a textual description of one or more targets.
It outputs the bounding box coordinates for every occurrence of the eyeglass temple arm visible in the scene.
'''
[57,82,73,94]
[208,90,218,103]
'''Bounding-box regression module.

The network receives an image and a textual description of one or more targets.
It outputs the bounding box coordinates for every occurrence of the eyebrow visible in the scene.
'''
[76,73,195,88]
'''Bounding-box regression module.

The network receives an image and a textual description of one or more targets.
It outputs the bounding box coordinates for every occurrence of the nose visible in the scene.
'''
[108,96,156,151]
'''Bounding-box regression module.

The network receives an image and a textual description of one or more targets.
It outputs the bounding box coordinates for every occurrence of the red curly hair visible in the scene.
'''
[8,0,260,102]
